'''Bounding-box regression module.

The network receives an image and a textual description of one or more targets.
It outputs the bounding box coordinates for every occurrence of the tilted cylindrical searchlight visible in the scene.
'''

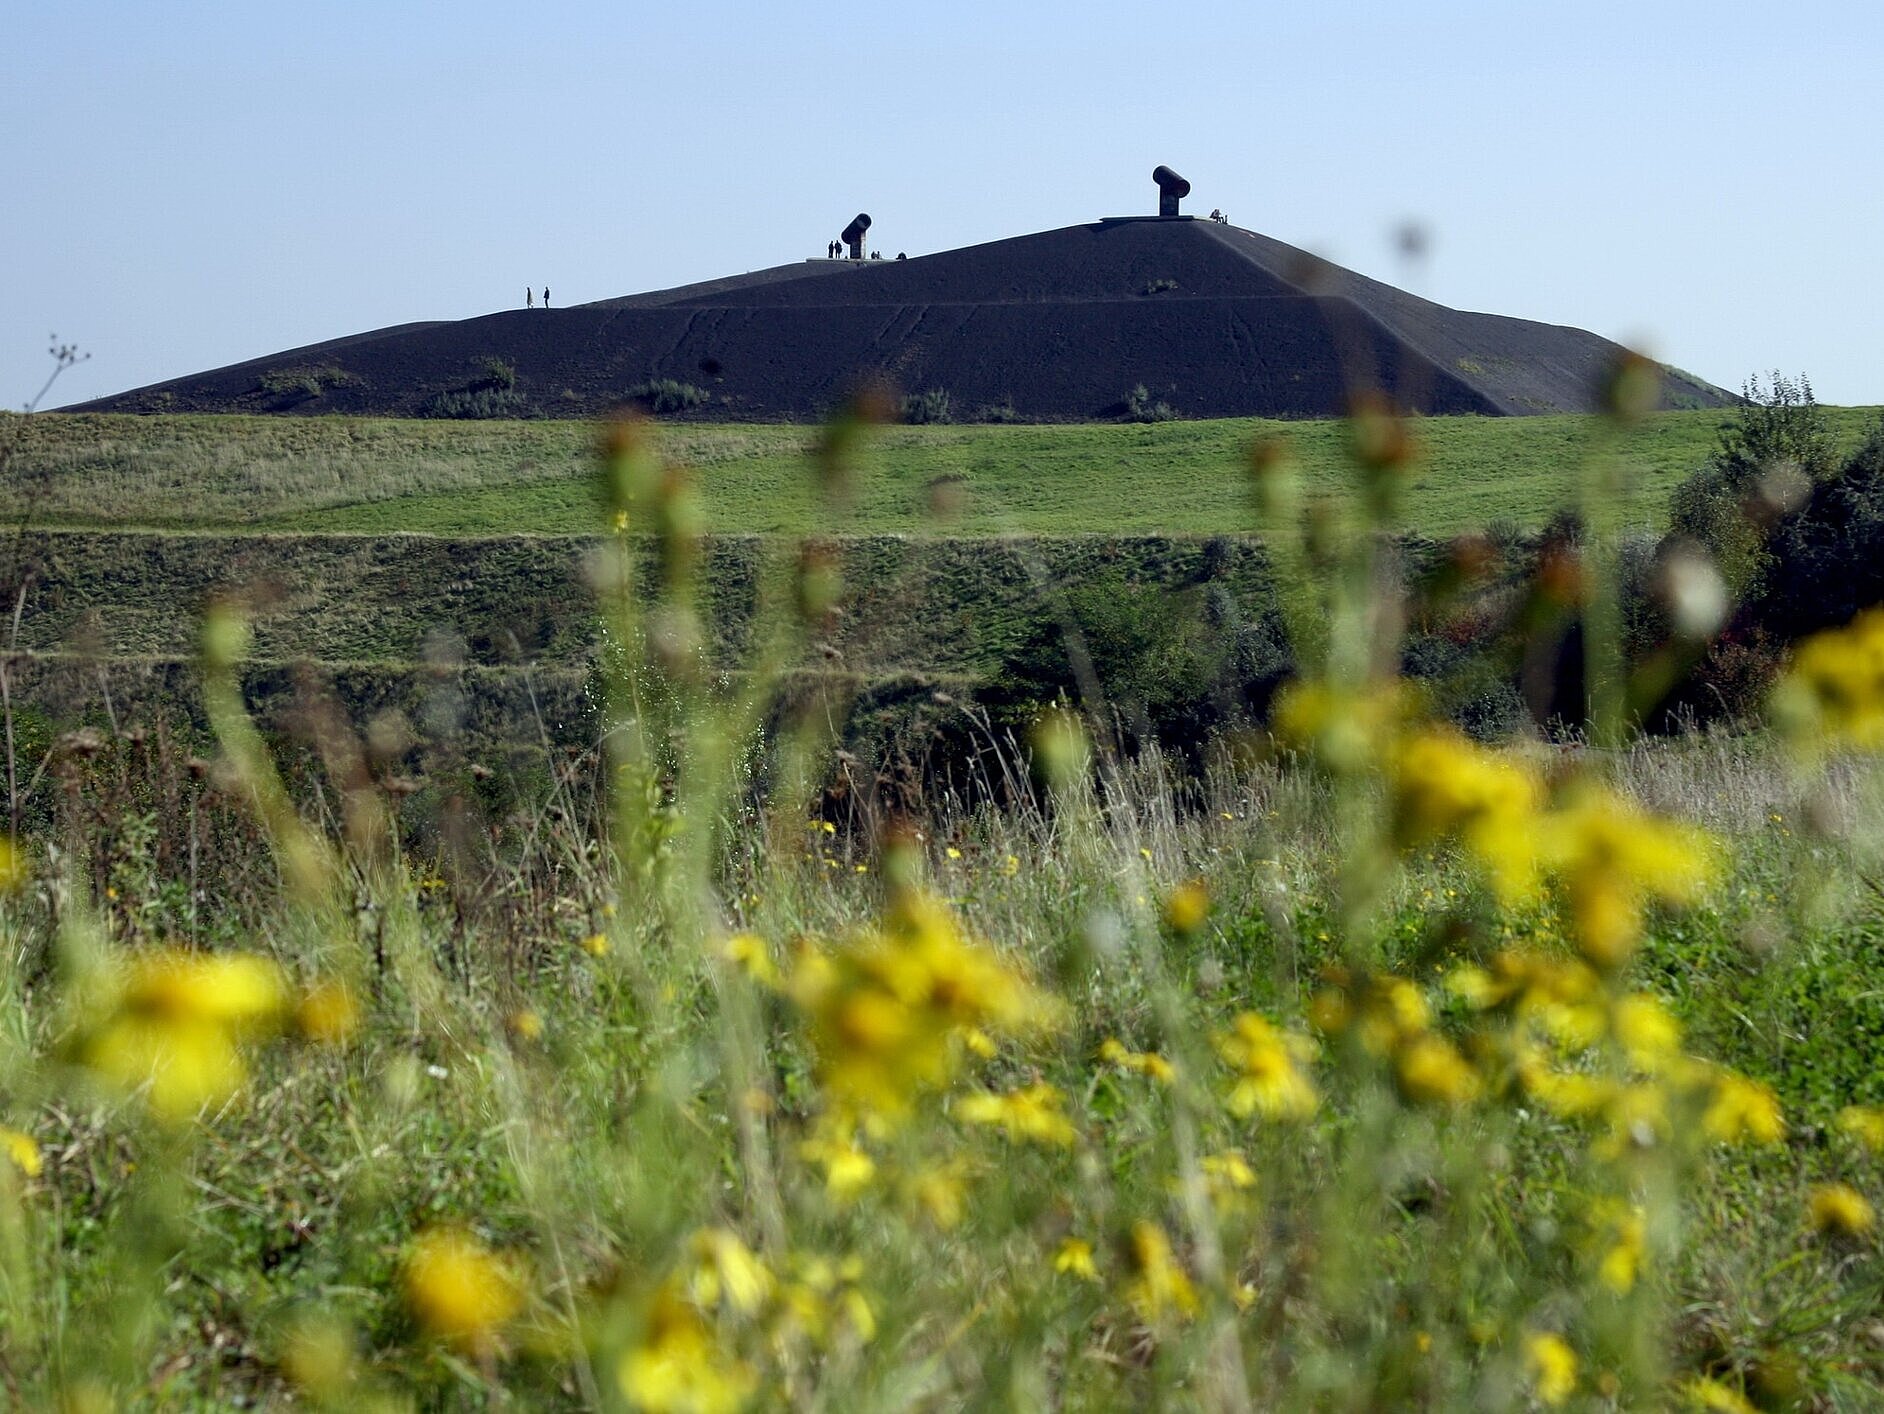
[1152,166,1191,217]
[841,213,872,260]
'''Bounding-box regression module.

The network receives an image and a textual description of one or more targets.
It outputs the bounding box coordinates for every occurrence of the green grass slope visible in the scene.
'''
[10,407,1880,538]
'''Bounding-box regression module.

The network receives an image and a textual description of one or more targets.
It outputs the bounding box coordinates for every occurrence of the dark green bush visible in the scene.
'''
[420,386,533,420]
[473,356,517,391]
[1123,384,1176,423]
[900,389,952,425]
[1665,373,1835,599]
[625,379,710,414]
[985,568,1290,757]
[257,365,356,399]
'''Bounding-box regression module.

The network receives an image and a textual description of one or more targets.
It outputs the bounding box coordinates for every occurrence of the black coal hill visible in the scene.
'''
[77,216,1732,421]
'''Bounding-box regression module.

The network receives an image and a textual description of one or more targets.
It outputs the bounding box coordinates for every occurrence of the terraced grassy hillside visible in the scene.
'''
[5,405,1876,758]
[13,407,1881,537]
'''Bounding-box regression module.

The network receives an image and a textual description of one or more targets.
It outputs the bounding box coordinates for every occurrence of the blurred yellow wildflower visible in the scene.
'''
[722,932,778,987]
[1836,1104,1884,1152]
[1700,1072,1784,1145]
[581,932,611,958]
[1162,879,1210,934]
[1198,1150,1258,1214]
[1806,1182,1875,1238]
[1122,1221,1198,1322]
[0,837,27,892]
[618,1286,756,1414]
[904,1159,971,1228]
[686,1229,772,1316]
[295,979,360,1045]
[1523,1331,1578,1407]
[1544,790,1716,970]
[79,949,287,1122]
[1611,994,1683,1073]
[1770,608,1884,749]
[0,1127,41,1179]
[957,1082,1078,1146]
[800,1122,876,1200]
[1313,969,1430,1057]
[1054,1237,1099,1281]
[1216,1012,1317,1121]
[773,1254,875,1349]
[281,1312,359,1403]
[402,1227,524,1356]
[1390,728,1544,899]
[787,890,1057,1121]
[1272,679,1410,776]
[1594,1082,1673,1159]
[1521,1060,1616,1121]
[1394,1033,1480,1107]
[1678,1376,1759,1413]
[1097,1037,1177,1085]
[1588,1199,1647,1294]
[508,1008,544,1043]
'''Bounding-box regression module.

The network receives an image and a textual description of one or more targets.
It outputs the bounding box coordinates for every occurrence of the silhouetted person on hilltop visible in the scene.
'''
[543,287,550,307]
[526,287,534,308]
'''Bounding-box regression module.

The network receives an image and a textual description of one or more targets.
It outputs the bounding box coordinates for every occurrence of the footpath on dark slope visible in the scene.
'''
[73,217,1733,422]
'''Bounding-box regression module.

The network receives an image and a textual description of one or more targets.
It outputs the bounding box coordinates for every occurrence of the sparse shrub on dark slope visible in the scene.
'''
[900,389,952,425]
[625,379,709,414]
[1123,384,1176,423]
[257,365,356,400]
[420,386,534,420]
[473,356,518,391]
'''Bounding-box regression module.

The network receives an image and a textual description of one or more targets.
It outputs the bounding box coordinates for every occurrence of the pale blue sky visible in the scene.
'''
[7,0,1881,410]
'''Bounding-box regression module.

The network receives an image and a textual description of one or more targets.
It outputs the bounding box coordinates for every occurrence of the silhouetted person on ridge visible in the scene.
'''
[526,287,534,308]
[543,287,550,307]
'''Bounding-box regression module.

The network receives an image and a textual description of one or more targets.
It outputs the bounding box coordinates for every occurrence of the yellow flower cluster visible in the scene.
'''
[75,949,288,1123]
[1806,1182,1875,1238]
[1215,1011,1318,1120]
[1096,1037,1176,1085]
[1284,679,1720,970]
[786,889,1056,1123]
[1271,679,1412,777]
[0,1126,41,1178]
[1121,1220,1199,1322]
[1771,607,1884,748]
[402,1227,525,1357]
[1523,1330,1578,1406]
[1390,728,1544,901]
[1162,879,1211,934]
[955,1082,1078,1146]
[1546,789,1715,970]
[1309,968,1476,1106]
[618,1287,756,1414]
[619,1231,873,1410]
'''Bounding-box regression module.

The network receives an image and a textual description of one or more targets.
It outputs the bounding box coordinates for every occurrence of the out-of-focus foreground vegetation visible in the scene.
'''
[0,372,1882,1410]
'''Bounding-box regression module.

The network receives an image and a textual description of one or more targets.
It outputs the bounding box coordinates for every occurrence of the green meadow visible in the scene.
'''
[10,406,1880,537]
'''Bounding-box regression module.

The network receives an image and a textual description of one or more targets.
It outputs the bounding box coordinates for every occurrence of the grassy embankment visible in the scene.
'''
[8,406,1881,537]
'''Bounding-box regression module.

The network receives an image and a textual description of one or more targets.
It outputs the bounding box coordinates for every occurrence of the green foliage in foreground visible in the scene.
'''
[9,406,1881,537]
[2,410,1884,1411]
